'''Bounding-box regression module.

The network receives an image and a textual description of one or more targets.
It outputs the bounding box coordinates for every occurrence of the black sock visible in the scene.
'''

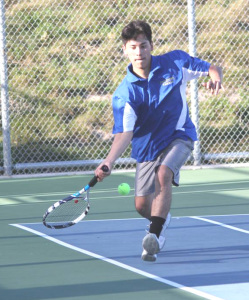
[149,216,165,238]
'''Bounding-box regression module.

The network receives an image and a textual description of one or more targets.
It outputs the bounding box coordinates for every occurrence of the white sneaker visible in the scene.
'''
[141,212,171,262]
[142,233,160,256]
[141,249,157,262]
[158,212,171,250]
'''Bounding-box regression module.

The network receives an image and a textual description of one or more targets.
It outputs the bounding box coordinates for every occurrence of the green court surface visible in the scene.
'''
[0,167,249,300]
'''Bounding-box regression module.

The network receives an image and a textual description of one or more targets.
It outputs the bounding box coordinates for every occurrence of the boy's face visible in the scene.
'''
[123,34,153,77]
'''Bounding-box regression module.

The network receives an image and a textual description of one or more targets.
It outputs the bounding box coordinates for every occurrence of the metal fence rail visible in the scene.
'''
[0,0,249,176]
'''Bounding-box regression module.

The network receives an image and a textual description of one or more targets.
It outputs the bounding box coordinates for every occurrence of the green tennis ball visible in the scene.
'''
[118,183,130,195]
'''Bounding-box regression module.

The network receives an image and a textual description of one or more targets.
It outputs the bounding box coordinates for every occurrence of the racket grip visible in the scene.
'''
[89,165,109,187]
[101,165,109,173]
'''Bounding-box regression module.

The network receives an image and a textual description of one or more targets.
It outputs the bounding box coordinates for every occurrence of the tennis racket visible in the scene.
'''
[42,165,109,229]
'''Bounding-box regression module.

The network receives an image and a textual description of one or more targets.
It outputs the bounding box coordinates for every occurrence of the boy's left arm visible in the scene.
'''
[202,65,225,95]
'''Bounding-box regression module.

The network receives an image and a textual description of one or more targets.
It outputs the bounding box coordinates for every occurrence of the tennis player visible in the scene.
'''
[95,20,224,261]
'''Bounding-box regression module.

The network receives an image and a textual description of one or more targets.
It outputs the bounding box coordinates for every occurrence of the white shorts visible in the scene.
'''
[135,139,194,197]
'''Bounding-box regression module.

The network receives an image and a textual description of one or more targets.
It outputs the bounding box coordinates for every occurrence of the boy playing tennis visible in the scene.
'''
[95,20,224,261]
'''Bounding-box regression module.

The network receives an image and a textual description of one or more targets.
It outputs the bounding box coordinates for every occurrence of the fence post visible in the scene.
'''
[188,0,201,166]
[0,0,12,176]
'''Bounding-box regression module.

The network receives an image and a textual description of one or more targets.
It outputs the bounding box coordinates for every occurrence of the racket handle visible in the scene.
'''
[101,165,109,173]
[88,165,109,187]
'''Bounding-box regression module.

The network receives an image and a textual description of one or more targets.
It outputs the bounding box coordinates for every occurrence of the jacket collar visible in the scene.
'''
[126,55,162,83]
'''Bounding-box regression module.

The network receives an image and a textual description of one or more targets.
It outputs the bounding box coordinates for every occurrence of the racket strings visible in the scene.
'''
[45,195,88,226]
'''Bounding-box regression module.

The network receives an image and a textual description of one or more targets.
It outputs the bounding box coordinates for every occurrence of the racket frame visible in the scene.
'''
[42,187,90,229]
[42,166,108,229]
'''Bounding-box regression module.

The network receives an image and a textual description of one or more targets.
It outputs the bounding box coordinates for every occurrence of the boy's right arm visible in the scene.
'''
[95,131,133,181]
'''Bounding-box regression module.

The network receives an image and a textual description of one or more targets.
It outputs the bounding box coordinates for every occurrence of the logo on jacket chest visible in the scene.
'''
[160,76,175,86]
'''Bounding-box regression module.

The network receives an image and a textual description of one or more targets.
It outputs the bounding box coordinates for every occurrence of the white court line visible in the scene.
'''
[12,213,249,225]
[2,179,249,200]
[10,223,224,300]
[190,216,249,234]
[2,183,248,198]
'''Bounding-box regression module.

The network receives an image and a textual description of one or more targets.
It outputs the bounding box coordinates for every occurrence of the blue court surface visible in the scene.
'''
[12,214,249,300]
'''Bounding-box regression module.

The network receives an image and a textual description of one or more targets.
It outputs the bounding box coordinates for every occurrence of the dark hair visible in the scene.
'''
[121,20,152,45]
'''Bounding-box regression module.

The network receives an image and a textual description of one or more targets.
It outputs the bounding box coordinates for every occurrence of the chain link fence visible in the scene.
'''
[0,0,248,176]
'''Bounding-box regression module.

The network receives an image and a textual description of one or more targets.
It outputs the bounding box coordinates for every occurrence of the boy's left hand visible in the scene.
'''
[202,80,225,95]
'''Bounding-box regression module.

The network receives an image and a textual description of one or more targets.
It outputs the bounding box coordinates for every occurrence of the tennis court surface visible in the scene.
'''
[1,167,249,300]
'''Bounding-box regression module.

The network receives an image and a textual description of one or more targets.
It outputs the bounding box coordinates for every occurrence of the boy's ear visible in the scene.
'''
[151,41,154,51]
[122,44,127,57]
